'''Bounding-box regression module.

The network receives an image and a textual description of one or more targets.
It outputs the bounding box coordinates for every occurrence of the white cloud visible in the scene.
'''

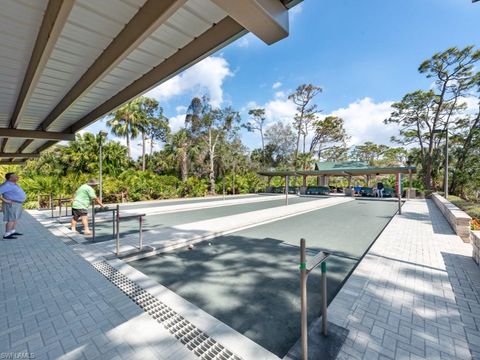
[176,105,187,113]
[169,114,186,133]
[274,91,286,99]
[272,81,282,89]
[145,56,232,107]
[264,98,297,126]
[242,96,397,149]
[330,97,395,146]
[459,96,479,114]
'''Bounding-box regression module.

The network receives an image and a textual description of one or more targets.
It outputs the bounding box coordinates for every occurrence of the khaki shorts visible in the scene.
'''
[2,202,23,222]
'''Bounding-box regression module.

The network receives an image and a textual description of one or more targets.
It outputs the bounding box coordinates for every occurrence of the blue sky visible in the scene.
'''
[85,0,480,157]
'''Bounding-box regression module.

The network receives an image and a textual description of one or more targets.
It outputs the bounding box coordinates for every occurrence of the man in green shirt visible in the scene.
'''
[71,179,105,235]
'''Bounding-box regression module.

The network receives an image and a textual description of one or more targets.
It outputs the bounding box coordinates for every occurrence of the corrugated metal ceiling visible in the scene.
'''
[0,0,298,163]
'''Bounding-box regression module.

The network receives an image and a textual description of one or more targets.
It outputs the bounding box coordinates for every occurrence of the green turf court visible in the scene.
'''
[130,199,399,357]
[89,196,317,242]
[120,193,262,210]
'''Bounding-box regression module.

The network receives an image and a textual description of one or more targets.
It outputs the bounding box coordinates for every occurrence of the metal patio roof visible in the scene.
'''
[0,0,300,164]
[258,161,416,177]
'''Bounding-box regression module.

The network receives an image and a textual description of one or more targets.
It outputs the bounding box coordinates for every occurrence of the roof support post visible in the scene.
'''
[408,169,413,200]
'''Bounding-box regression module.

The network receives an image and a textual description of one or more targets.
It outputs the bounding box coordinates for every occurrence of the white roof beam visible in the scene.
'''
[9,0,75,130]
[1,129,75,141]
[67,16,246,133]
[0,153,40,159]
[211,0,288,45]
[39,0,187,131]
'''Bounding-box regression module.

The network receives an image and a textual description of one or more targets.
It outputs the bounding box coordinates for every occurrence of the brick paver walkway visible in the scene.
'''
[0,211,196,360]
[329,199,480,360]
[3,198,480,360]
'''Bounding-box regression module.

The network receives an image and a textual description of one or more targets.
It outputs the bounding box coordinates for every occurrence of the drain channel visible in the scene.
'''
[94,261,243,360]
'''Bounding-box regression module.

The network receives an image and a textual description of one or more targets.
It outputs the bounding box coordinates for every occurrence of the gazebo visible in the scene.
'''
[258,161,416,196]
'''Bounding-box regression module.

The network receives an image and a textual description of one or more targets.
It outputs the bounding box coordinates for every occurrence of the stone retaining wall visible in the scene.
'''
[431,193,471,243]
[472,231,480,265]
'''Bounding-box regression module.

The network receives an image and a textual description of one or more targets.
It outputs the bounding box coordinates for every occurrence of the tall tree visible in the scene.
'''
[187,96,241,194]
[351,141,388,166]
[385,46,480,189]
[107,100,143,158]
[135,97,160,171]
[167,129,191,182]
[450,95,480,194]
[288,84,322,168]
[309,116,349,161]
[244,108,267,164]
[145,114,170,156]
[264,122,296,168]
[386,46,480,189]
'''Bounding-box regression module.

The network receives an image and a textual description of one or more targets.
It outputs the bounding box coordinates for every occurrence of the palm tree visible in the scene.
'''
[107,100,143,158]
[169,129,191,182]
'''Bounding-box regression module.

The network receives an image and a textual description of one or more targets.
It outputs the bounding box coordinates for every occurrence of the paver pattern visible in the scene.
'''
[0,211,196,360]
[329,199,480,360]
[2,197,480,360]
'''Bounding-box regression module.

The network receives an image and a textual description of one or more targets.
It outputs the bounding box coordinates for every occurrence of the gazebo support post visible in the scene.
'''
[408,170,413,200]
[285,175,289,205]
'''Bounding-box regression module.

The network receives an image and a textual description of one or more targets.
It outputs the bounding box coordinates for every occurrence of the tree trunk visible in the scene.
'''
[180,148,188,182]
[208,130,216,195]
[150,135,154,156]
[126,133,131,158]
[209,154,216,195]
[141,132,146,171]
[260,129,265,165]
[294,130,301,169]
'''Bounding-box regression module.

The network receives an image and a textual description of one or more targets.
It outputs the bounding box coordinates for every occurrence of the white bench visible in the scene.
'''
[431,193,471,243]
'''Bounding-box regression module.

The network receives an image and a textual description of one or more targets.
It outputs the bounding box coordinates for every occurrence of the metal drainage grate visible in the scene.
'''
[94,261,243,360]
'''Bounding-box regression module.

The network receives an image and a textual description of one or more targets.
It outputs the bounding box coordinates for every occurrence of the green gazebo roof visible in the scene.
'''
[258,161,416,177]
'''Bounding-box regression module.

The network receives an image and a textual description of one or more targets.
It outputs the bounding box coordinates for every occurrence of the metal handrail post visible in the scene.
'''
[92,200,96,242]
[139,215,143,250]
[300,238,308,360]
[112,208,116,238]
[321,261,328,336]
[115,204,120,256]
[300,238,330,360]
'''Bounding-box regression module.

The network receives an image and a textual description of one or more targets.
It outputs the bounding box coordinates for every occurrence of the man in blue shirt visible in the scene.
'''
[0,173,26,239]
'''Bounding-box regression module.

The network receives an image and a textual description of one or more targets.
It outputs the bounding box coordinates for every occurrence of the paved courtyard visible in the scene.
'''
[0,211,197,360]
[0,198,479,359]
[329,200,480,360]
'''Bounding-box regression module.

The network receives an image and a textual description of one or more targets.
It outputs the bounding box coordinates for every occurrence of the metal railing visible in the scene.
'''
[91,201,117,242]
[90,202,145,256]
[51,196,72,218]
[114,204,145,256]
[300,238,330,360]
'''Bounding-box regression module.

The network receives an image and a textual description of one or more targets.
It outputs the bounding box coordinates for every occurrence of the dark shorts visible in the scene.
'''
[72,208,88,221]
